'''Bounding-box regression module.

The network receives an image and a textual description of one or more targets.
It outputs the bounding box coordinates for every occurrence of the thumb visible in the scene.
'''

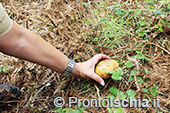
[90,73,105,86]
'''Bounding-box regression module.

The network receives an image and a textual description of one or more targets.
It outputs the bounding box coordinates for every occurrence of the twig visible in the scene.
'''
[64,89,71,100]
[93,81,101,99]
[0,100,19,103]
[102,79,111,92]
[22,78,55,109]
[88,0,95,19]
[53,79,71,94]
[146,41,170,55]
[9,0,17,11]
[19,52,74,111]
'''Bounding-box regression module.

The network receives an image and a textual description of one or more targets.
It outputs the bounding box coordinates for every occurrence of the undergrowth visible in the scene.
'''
[0,0,169,113]
[56,0,170,112]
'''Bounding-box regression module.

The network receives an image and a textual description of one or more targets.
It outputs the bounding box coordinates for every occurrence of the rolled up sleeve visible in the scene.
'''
[0,3,12,37]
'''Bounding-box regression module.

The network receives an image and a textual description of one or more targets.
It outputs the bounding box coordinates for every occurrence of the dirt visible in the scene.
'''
[0,0,169,113]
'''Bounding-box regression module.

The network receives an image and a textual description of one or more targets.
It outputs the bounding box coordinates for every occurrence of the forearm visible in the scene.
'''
[0,21,108,86]
[0,21,79,74]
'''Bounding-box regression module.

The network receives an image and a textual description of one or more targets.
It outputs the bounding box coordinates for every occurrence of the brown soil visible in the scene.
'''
[0,0,169,113]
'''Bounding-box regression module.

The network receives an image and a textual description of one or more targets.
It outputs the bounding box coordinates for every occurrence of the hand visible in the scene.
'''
[73,54,110,86]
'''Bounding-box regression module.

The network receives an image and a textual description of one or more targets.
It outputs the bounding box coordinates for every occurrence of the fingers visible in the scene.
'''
[91,54,110,65]
[90,73,105,86]
[94,53,110,60]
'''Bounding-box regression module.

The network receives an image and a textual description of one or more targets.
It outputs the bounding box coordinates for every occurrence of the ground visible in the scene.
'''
[0,0,169,113]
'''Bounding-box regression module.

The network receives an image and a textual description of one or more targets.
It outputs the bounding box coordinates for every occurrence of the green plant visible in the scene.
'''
[74,54,82,60]
[108,67,123,80]
[150,86,159,97]
[125,60,133,68]
[107,87,138,113]
[55,102,87,113]
[0,65,9,73]
[84,2,134,49]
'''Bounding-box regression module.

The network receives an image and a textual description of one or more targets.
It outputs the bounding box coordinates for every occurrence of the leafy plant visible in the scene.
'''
[107,87,138,113]
[125,60,134,68]
[109,67,123,80]
[126,90,137,100]
[0,65,9,73]
[55,103,87,113]
[150,87,159,97]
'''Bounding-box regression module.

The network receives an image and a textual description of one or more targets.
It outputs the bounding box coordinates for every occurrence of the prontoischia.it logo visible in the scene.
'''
[54,97,160,108]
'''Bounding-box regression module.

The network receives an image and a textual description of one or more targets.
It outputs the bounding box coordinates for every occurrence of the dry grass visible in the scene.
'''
[0,0,169,113]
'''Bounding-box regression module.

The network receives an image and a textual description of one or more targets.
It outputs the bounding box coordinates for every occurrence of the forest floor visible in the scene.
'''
[0,0,169,113]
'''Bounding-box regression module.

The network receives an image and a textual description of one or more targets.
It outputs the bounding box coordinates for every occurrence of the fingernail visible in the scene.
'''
[101,81,105,86]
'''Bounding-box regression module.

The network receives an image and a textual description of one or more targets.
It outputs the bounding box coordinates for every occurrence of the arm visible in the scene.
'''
[0,21,109,86]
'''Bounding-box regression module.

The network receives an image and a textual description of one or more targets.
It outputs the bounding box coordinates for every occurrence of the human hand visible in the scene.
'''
[72,54,110,86]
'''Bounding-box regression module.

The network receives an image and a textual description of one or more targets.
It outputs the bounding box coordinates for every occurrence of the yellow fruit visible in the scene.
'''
[95,59,119,79]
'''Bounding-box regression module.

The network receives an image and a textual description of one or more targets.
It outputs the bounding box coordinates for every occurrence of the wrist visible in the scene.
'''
[71,63,81,76]
[62,59,75,76]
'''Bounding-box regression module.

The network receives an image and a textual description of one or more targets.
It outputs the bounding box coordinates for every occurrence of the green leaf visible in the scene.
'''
[160,19,166,24]
[114,107,124,113]
[75,102,82,109]
[82,2,89,7]
[80,107,87,112]
[61,108,72,112]
[116,67,123,75]
[107,94,115,100]
[66,110,81,113]
[159,27,163,32]
[78,56,82,60]
[144,69,151,75]
[144,56,151,61]
[112,72,122,80]
[120,92,127,100]
[128,76,134,82]
[125,60,133,68]
[101,18,109,22]
[92,37,98,41]
[55,107,62,112]
[137,77,143,84]
[135,50,141,54]
[127,96,136,100]
[153,10,163,15]
[107,107,113,113]
[154,24,159,28]
[109,87,120,96]
[134,54,144,59]
[145,0,153,4]
[111,67,123,80]
[150,87,158,97]
[142,88,148,92]
[107,5,115,9]
[130,70,137,75]
[164,107,169,111]
[168,4,170,9]
[3,66,9,73]
[138,32,145,37]
[136,9,143,15]
[139,21,146,26]
[126,48,132,52]
[144,78,149,82]
[168,22,170,28]
[126,90,137,97]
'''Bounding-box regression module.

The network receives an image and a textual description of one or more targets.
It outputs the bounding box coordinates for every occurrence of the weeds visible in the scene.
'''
[0,65,9,74]
[83,0,170,112]
[0,0,169,112]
